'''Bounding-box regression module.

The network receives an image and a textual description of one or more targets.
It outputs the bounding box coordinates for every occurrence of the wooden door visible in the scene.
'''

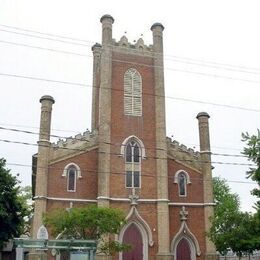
[176,238,191,260]
[122,223,143,260]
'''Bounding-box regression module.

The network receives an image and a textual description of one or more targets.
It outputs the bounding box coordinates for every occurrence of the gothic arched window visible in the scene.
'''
[178,172,187,196]
[125,139,142,188]
[174,170,191,197]
[62,163,82,192]
[67,166,76,192]
[124,68,142,116]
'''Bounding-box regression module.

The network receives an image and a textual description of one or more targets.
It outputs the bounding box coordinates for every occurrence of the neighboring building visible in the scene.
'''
[31,15,217,260]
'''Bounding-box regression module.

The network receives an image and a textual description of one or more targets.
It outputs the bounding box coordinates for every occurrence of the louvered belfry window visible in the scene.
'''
[124,68,142,116]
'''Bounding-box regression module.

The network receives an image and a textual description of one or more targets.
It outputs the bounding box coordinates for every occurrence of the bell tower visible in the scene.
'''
[92,15,171,259]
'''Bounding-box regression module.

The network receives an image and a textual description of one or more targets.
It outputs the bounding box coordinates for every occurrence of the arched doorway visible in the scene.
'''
[176,238,191,260]
[122,223,143,260]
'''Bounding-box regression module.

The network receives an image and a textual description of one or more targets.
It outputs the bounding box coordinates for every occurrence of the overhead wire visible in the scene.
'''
[1,25,260,74]
[5,161,257,185]
[0,138,254,167]
[0,123,244,152]
[0,126,247,158]
[0,71,259,113]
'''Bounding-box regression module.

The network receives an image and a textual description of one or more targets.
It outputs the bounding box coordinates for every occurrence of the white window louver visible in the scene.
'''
[124,68,142,116]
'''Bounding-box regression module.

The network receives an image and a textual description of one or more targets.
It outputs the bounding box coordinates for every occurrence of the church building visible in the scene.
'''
[32,15,217,260]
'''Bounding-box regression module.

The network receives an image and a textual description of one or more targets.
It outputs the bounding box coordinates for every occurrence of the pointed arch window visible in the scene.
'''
[124,68,142,116]
[124,139,143,188]
[67,166,76,192]
[174,170,191,197]
[62,163,82,192]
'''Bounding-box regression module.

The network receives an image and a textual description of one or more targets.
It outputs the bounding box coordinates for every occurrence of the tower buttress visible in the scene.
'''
[197,112,216,259]
[151,23,171,259]
[91,43,102,131]
[32,95,54,238]
[97,15,114,207]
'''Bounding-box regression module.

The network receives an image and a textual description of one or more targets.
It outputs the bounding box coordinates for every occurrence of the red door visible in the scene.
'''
[176,238,191,260]
[122,223,143,260]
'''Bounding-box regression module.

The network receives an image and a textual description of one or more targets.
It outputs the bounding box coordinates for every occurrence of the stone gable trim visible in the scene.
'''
[34,196,215,206]
[49,145,98,165]
[34,196,97,203]
[168,202,216,207]
[168,155,202,174]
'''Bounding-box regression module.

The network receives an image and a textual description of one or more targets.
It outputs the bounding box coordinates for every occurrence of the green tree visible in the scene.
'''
[210,177,260,257]
[44,206,130,255]
[209,177,241,255]
[17,185,34,236]
[0,158,28,249]
[242,130,260,210]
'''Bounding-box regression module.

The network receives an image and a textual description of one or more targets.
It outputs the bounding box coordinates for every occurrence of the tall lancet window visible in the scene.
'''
[62,163,82,192]
[125,140,141,188]
[124,68,142,116]
[174,170,191,197]
[178,172,187,196]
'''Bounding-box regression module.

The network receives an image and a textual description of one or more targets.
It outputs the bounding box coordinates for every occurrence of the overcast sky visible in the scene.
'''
[0,0,259,212]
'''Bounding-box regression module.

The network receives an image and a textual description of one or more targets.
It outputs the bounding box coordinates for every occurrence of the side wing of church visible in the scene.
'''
[31,15,217,260]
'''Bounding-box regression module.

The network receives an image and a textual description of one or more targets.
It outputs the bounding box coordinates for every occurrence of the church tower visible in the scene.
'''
[92,14,171,258]
[32,15,217,260]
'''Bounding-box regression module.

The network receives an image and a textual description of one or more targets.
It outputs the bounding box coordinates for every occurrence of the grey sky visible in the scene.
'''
[0,0,259,212]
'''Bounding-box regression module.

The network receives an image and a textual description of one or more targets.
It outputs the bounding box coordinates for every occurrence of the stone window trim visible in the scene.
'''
[120,135,146,159]
[121,136,146,189]
[124,68,142,116]
[62,163,82,192]
[174,170,191,197]
[171,221,201,259]
[62,163,82,178]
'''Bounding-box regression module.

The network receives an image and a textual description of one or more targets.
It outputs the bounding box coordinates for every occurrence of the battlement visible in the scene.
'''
[49,129,98,162]
[113,36,152,52]
[166,137,201,171]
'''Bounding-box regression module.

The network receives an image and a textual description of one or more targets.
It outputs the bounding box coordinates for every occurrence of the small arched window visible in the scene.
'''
[124,68,142,116]
[124,139,142,188]
[67,166,76,192]
[174,170,191,197]
[178,173,187,196]
[62,163,81,192]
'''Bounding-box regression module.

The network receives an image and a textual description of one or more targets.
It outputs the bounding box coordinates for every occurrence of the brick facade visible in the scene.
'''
[32,15,217,260]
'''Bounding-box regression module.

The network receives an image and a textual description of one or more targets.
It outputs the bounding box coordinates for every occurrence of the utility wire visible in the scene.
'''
[2,26,260,74]
[0,138,254,166]
[1,37,260,77]
[0,23,93,44]
[0,126,247,158]
[0,28,89,46]
[0,71,259,113]
[5,161,257,185]
[0,40,88,57]
[0,123,243,152]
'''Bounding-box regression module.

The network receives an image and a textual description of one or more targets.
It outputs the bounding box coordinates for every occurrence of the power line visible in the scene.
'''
[0,123,244,152]
[5,161,257,185]
[0,126,247,158]
[1,23,260,73]
[0,39,88,57]
[0,71,259,113]
[166,58,260,75]
[0,23,93,44]
[0,122,79,134]
[164,54,260,72]
[2,36,260,80]
[0,138,254,166]
[0,28,89,47]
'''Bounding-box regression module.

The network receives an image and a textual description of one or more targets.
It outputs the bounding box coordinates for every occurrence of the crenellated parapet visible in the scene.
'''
[166,137,201,171]
[49,129,98,162]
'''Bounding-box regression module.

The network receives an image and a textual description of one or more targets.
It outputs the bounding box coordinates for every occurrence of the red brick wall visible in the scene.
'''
[47,149,98,200]
[110,51,157,199]
[168,160,204,203]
